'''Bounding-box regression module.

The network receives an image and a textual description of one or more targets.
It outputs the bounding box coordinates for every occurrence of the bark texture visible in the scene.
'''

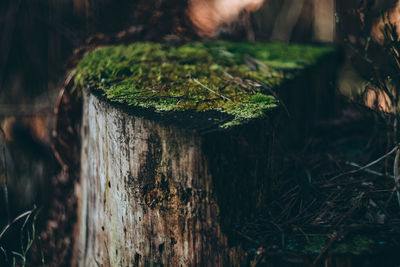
[75,91,273,266]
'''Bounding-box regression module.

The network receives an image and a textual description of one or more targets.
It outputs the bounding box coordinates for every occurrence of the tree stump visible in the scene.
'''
[72,42,338,266]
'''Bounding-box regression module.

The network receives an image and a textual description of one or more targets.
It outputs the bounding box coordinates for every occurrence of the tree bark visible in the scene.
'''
[74,89,277,266]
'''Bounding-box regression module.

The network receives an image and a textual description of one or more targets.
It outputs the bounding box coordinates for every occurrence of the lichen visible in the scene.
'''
[74,41,334,127]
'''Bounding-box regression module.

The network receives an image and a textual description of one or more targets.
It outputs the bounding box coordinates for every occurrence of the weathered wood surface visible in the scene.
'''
[74,91,275,266]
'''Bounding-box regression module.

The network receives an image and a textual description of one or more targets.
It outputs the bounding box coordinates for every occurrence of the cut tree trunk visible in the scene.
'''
[75,91,269,266]
[72,42,339,266]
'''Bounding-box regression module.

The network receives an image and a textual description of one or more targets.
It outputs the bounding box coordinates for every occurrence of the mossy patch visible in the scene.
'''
[303,235,375,255]
[74,41,334,127]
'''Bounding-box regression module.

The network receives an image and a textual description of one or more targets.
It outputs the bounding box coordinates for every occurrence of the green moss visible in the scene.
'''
[74,41,334,127]
[304,235,375,255]
[304,236,329,254]
[332,235,374,255]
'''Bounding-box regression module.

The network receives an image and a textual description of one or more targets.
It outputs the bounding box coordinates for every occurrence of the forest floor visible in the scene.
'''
[237,98,400,266]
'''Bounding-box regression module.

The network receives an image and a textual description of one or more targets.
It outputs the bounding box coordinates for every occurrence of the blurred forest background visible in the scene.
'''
[1,0,400,265]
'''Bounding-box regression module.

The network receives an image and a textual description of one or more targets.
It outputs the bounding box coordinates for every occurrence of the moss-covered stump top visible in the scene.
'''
[74,41,334,128]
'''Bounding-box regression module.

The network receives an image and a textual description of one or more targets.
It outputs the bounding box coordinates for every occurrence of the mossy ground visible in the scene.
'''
[303,235,375,255]
[74,41,334,127]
